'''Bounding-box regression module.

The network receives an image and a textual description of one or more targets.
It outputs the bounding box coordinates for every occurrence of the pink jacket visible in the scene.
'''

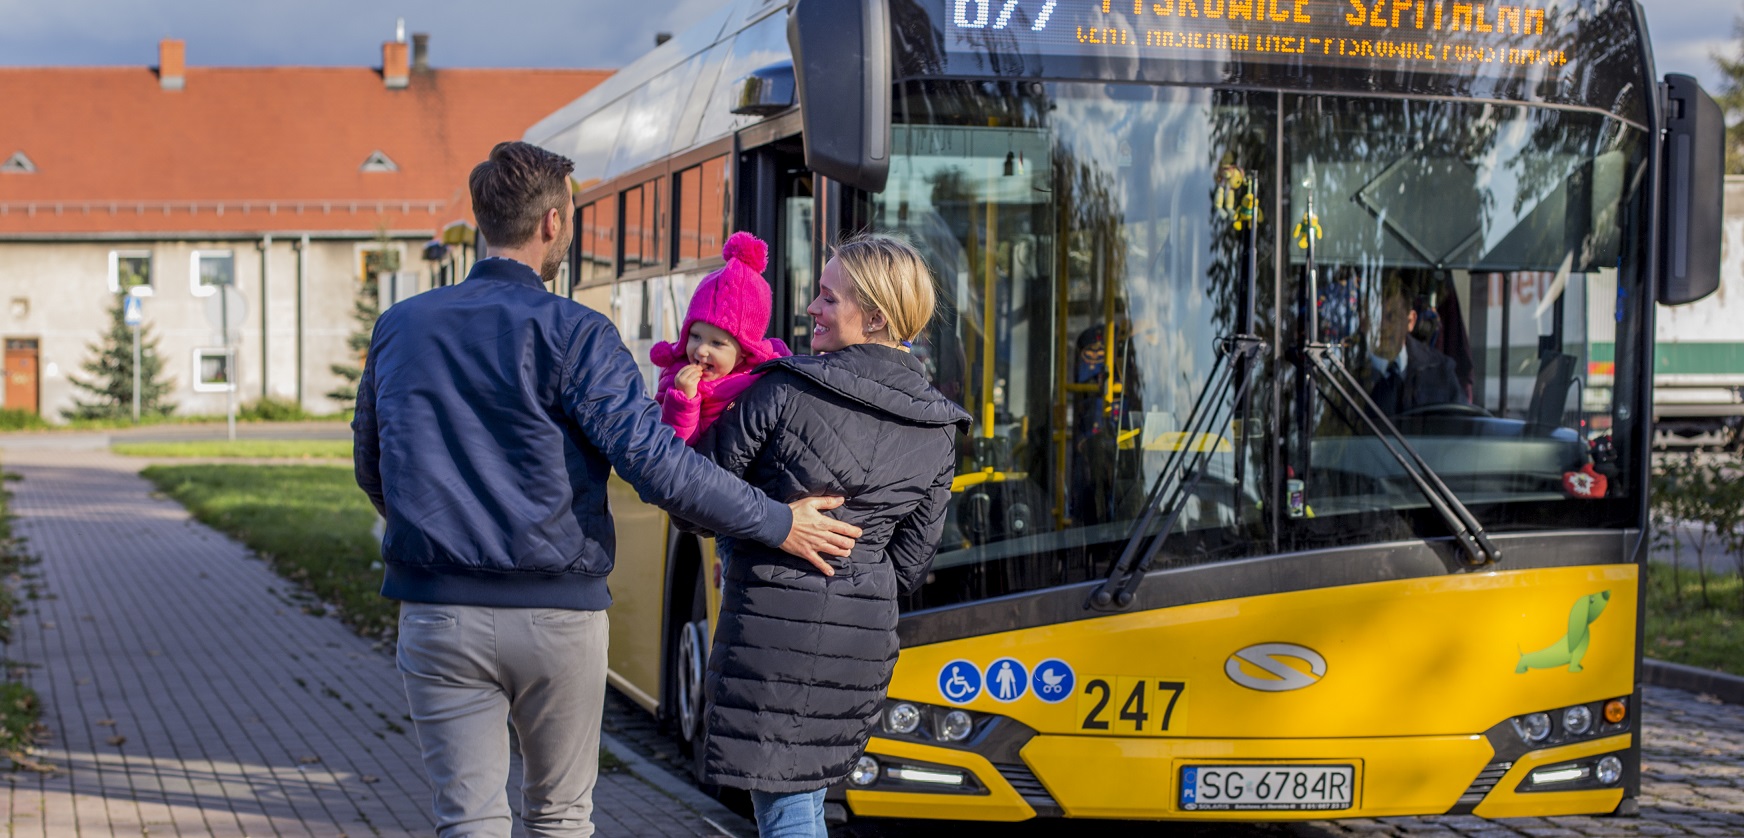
[652,338,791,445]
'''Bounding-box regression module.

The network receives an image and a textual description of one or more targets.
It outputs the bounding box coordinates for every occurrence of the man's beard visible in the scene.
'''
[540,228,570,284]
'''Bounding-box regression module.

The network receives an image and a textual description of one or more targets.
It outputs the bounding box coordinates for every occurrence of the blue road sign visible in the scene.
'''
[123,295,143,327]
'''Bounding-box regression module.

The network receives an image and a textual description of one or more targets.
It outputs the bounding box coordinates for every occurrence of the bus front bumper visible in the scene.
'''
[843,733,1630,822]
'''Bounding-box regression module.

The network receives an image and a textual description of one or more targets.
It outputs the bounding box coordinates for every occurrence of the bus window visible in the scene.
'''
[620,178,665,273]
[677,156,729,264]
[1280,95,1648,539]
[874,81,1277,609]
[580,194,616,286]
[695,14,790,142]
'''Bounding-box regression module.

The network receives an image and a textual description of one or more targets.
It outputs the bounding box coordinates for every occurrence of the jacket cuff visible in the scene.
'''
[751,496,792,549]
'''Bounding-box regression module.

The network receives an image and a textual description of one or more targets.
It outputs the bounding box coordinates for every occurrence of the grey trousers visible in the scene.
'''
[396,602,609,838]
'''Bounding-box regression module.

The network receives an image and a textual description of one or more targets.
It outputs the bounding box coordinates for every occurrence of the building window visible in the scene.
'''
[677,156,729,264]
[193,348,234,392]
[190,250,235,298]
[360,150,399,173]
[108,250,152,294]
[1,152,35,174]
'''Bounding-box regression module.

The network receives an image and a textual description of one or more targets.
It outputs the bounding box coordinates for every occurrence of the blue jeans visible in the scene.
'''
[750,789,828,837]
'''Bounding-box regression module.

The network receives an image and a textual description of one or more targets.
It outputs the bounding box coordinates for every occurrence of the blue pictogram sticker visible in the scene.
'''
[938,659,982,704]
[1030,659,1074,703]
[984,657,1029,702]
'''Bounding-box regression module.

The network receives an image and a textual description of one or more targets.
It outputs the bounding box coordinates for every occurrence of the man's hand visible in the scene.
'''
[676,364,703,398]
[782,496,862,576]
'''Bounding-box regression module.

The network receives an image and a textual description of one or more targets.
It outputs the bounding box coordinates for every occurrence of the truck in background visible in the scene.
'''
[1651,175,1744,448]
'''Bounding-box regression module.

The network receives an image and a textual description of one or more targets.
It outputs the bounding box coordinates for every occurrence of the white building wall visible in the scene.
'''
[0,234,430,421]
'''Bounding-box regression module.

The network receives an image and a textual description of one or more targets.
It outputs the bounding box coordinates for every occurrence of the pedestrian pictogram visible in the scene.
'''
[123,295,143,327]
[984,657,1028,703]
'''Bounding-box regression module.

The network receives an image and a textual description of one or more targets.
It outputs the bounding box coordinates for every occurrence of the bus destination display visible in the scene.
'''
[941,0,1573,71]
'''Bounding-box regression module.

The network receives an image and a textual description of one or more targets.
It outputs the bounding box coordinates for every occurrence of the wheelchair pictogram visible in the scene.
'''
[937,659,982,704]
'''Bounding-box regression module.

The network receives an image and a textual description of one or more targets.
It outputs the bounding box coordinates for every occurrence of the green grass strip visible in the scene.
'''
[1646,561,1744,675]
[114,440,353,459]
[141,464,394,637]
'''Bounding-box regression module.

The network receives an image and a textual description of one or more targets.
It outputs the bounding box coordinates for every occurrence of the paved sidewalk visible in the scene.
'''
[0,436,747,837]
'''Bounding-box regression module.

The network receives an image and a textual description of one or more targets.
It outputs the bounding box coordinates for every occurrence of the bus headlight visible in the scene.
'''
[885,702,921,735]
[1603,699,1627,724]
[849,756,879,787]
[1562,705,1593,736]
[1513,712,1552,743]
[1595,755,1623,785]
[939,710,973,742]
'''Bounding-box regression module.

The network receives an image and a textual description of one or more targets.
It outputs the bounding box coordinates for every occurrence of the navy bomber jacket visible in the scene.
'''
[352,257,792,610]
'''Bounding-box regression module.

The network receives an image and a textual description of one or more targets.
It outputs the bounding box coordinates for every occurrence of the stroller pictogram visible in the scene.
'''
[1038,667,1066,694]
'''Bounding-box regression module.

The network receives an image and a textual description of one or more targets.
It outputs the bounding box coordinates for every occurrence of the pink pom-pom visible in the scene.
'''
[721,231,768,274]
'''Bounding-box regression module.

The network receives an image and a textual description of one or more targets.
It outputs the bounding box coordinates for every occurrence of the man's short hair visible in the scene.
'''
[469,142,575,249]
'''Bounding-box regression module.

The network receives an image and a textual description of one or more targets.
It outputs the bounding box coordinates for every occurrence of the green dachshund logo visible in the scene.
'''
[1516,590,1611,674]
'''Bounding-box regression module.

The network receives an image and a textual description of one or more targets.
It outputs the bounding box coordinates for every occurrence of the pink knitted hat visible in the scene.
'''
[649,232,787,372]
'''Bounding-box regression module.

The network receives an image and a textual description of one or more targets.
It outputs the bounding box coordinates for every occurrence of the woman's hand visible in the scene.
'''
[781,496,862,575]
[675,364,703,398]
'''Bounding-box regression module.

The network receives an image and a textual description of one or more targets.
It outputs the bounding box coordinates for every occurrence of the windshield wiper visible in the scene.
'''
[1088,172,1267,612]
[1296,344,1501,567]
[1087,333,1264,611]
[1289,195,1500,568]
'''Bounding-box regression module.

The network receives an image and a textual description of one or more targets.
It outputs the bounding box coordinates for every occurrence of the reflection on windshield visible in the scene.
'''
[1283,97,1646,535]
[856,83,1647,611]
[871,81,1274,609]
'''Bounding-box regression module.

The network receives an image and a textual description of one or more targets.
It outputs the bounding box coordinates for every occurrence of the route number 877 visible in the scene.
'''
[953,0,1059,30]
[1079,677,1186,734]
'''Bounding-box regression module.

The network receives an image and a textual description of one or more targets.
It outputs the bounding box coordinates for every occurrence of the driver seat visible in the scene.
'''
[1527,352,1577,428]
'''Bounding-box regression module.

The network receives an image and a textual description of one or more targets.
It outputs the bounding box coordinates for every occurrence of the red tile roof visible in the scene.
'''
[0,63,608,236]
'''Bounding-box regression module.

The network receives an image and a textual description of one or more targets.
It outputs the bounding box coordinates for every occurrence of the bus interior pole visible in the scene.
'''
[1231,173,1259,522]
[1295,194,1318,493]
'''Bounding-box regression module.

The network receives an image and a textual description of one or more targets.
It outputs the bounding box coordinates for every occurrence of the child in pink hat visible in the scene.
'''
[650,231,791,445]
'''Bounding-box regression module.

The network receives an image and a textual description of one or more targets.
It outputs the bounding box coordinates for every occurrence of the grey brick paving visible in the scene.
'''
[1290,682,1744,837]
[0,439,735,837]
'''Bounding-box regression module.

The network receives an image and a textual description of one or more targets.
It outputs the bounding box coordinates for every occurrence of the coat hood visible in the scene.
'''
[760,344,971,430]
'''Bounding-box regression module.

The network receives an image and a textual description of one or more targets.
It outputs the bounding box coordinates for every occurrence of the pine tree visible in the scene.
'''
[64,294,176,420]
[327,243,396,409]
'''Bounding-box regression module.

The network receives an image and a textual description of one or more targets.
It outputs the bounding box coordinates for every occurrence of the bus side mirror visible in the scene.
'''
[786,0,891,192]
[1659,74,1724,305]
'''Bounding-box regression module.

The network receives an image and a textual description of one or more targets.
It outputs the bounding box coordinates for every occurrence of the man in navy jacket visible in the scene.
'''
[353,141,860,837]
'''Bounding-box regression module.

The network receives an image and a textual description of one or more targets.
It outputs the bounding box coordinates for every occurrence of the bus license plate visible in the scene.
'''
[1179,765,1354,811]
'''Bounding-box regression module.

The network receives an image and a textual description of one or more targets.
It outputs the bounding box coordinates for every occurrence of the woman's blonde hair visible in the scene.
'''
[829,233,937,343]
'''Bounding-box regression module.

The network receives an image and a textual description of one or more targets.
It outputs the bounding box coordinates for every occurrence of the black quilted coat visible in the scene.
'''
[699,343,970,793]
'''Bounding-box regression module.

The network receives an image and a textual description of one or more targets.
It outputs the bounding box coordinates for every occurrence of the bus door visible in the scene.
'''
[735,134,818,354]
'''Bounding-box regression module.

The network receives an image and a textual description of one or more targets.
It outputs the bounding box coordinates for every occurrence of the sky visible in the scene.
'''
[0,0,1737,91]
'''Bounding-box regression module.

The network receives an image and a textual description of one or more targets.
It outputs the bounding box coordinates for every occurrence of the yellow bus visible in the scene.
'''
[523,0,1724,824]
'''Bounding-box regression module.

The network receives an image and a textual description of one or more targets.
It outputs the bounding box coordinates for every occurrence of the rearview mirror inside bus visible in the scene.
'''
[1659,74,1724,306]
[786,0,891,192]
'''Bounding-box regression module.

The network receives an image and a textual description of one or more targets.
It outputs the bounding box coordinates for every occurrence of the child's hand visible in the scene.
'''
[676,364,703,398]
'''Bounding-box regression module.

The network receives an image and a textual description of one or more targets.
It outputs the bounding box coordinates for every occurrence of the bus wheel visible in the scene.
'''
[674,571,708,757]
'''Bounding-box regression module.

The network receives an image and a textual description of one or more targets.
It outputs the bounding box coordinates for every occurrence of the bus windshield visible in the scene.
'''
[855,80,1649,611]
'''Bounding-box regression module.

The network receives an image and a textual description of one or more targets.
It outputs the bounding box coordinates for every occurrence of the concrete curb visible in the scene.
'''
[599,732,756,838]
[1645,657,1744,705]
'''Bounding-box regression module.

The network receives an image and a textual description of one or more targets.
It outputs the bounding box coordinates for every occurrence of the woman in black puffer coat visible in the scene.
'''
[700,234,969,837]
